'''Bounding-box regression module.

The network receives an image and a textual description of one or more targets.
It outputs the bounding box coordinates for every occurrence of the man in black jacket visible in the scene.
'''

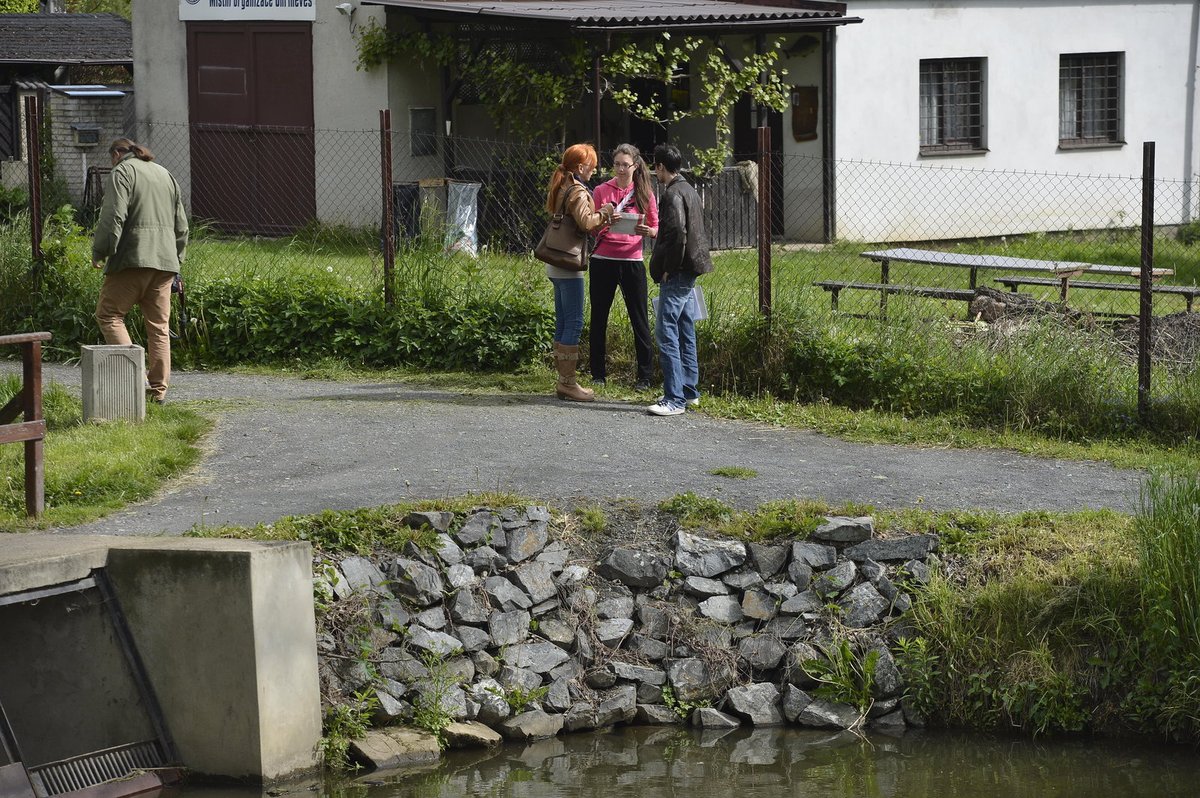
[647,144,715,416]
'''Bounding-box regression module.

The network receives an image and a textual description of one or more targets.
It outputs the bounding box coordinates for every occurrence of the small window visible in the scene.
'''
[919,58,986,155]
[409,108,437,157]
[1059,52,1123,148]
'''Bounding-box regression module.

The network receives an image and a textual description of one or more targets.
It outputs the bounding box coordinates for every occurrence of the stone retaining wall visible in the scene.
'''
[315,506,936,770]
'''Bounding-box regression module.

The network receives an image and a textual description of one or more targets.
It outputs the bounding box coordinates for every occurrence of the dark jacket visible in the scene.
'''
[93,153,188,275]
[649,173,714,283]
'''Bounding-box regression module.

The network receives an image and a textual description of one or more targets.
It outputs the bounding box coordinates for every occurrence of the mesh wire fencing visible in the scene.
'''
[26,117,1200,426]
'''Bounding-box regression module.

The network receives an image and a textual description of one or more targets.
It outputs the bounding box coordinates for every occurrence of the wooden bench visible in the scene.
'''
[994,276,1200,311]
[0,331,51,517]
[813,281,976,312]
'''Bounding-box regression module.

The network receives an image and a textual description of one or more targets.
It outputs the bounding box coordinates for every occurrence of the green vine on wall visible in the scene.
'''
[355,19,793,176]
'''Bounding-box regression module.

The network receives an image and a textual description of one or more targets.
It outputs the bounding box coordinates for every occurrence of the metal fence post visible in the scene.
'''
[380,108,395,306]
[1138,141,1155,426]
[757,125,772,318]
[23,94,43,289]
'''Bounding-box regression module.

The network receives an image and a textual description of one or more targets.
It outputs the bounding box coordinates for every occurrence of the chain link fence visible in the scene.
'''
[12,113,1200,429]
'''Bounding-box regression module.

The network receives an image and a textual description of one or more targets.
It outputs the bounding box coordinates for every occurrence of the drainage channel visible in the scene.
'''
[0,572,178,798]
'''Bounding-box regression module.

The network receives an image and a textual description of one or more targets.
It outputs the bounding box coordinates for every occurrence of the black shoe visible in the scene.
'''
[592,378,606,387]
[150,396,167,406]
[634,380,651,391]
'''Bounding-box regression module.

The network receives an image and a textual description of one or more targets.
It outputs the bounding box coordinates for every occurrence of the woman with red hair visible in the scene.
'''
[543,143,613,402]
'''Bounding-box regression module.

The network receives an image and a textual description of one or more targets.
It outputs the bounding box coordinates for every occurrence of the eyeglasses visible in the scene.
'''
[613,162,635,170]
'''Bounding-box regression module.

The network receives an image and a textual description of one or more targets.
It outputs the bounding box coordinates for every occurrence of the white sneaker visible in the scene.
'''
[687,397,700,408]
[647,402,685,416]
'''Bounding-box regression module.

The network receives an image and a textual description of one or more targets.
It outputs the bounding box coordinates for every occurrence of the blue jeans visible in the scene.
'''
[550,277,585,346]
[655,273,699,408]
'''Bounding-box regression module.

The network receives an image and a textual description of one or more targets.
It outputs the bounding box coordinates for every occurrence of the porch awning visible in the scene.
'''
[361,0,861,34]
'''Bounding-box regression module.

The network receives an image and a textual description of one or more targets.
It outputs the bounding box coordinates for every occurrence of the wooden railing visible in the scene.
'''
[0,332,51,517]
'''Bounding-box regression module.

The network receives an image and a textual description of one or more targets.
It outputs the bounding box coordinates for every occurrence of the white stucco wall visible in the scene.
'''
[132,0,191,201]
[833,0,1200,241]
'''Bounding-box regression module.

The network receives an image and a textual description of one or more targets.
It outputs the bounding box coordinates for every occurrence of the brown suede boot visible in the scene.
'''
[555,344,595,402]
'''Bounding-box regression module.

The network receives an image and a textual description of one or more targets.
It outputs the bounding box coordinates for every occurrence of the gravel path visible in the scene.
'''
[7,363,1143,535]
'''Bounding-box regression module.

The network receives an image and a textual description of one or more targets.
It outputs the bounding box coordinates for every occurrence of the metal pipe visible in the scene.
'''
[1138,141,1155,426]
[379,109,395,306]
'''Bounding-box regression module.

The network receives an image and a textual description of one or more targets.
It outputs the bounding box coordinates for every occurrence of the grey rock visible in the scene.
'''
[379,648,428,683]
[535,541,571,573]
[675,530,747,577]
[388,557,445,606]
[456,511,501,547]
[637,603,671,638]
[507,642,571,674]
[468,679,512,725]
[376,600,411,632]
[691,707,741,728]
[498,710,564,741]
[548,659,581,682]
[812,515,874,544]
[450,588,491,624]
[597,548,669,588]
[787,560,814,589]
[371,688,410,724]
[813,560,858,599]
[870,645,902,698]
[545,677,572,713]
[585,666,618,689]
[738,635,788,671]
[455,625,492,653]
[741,589,778,621]
[409,626,463,657]
[538,615,576,649]
[433,533,465,565]
[762,615,808,640]
[596,684,637,727]
[349,728,439,771]
[507,521,550,563]
[665,658,711,704]
[339,556,388,595]
[596,592,636,620]
[699,595,744,624]
[726,683,784,726]
[838,581,889,628]
[484,575,533,611]
[412,682,468,720]
[722,567,765,592]
[763,580,798,600]
[747,542,790,578]
[859,558,886,583]
[902,559,932,584]
[784,642,822,687]
[796,698,862,730]
[893,593,913,613]
[497,666,543,694]
[612,661,667,686]
[443,720,504,748]
[444,655,476,684]
[792,541,837,570]
[683,576,729,597]
[876,574,900,602]
[869,697,901,717]
[531,598,559,617]
[780,589,823,615]
[557,564,590,585]
[595,617,635,647]
[563,702,598,732]
[844,535,937,563]
[869,710,907,735]
[781,684,814,722]
[629,634,669,661]
[415,607,447,630]
[526,505,551,523]
[446,563,478,589]
[405,510,454,533]
[488,609,532,647]
[471,650,499,678]
[465,545,506,573]
[512,561,558,604]
[637,704,683,725]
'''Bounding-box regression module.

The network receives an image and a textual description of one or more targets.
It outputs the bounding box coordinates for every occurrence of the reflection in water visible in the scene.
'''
[173,727,1200,798]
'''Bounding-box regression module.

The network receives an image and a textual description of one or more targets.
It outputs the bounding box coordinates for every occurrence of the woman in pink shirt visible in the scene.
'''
[590,143,659,390]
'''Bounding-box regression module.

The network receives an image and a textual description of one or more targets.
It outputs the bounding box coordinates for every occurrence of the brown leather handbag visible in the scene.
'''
[534,184,587,271]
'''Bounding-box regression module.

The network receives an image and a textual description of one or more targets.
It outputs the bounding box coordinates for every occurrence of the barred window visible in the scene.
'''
[919,58,986,154]
[1059,52,1123,147]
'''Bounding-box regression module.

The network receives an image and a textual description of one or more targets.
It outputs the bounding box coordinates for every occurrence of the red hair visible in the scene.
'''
[545,143,598,213]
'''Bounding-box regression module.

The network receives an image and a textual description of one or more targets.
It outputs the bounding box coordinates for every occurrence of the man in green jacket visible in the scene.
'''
[92,138,189,404]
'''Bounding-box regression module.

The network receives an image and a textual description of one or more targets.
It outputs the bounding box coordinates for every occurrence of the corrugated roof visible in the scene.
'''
[0,12,132,65]
[362,0,853,31]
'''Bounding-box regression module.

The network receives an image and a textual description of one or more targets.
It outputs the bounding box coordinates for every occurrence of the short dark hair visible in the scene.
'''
[652,143,682,174]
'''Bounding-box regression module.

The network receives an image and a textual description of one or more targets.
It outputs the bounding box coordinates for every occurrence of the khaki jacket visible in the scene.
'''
[92,153,189,275]
[545,179,612,279]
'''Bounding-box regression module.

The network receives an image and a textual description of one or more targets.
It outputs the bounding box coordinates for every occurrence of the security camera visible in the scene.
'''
[335,2,353,15]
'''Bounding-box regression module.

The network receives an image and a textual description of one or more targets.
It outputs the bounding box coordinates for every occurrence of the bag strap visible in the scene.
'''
[553,182,585,220]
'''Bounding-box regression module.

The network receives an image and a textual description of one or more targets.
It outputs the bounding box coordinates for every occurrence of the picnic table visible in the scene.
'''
[813,247,1175,316]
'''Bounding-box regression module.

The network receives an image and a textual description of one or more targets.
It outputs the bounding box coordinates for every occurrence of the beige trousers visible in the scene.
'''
[95,268,174,400]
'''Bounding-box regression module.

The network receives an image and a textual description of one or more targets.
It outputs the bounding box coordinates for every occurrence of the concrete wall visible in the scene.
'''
[105,542,321,782]
[833,0,1200,241]
[132,0,191,205]
[0,536,321,785]
[47,91,132,206]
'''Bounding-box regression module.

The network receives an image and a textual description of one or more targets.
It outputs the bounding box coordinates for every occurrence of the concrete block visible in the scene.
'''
[105,541,322,783]
[81,345,145,422]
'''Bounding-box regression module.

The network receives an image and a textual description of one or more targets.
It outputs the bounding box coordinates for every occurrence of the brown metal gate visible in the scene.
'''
[187,22,315,235]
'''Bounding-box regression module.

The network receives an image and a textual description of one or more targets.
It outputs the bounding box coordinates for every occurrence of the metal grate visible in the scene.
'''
[919,57,986,154]
[1059,51,1123,146]
[27,741,164,798]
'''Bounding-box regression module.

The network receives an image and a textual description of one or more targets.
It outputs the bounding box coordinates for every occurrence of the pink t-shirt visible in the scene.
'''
[592,178,658,262]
